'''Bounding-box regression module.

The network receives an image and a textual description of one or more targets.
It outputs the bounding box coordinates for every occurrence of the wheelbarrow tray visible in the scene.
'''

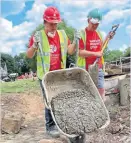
[42,67,110,137]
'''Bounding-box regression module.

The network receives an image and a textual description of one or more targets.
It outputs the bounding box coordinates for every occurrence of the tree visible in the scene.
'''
[31,24,44,35]
[57,20,75,42]
[14,53,31,75]
[1,53,15,74]
[104,50,123,62]
[25,54,37,72]
[57,21,75,65]
[123,47,130,57]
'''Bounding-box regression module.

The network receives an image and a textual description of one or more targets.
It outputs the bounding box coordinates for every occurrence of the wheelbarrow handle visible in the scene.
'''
[75,36,79,67]
[69,30,80,68]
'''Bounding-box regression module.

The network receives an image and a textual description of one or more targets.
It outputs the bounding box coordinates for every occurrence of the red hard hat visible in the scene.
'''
[43,6,61,23]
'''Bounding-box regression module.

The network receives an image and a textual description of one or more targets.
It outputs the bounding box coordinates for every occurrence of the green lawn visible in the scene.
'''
[1,79,40,94]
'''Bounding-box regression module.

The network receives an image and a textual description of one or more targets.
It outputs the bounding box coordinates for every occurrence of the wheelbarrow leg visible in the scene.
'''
[68,134,86,143]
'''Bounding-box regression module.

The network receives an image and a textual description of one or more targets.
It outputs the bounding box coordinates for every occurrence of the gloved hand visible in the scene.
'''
[73,30,81,44]
[108,31,115,40]
[32,31,40,49]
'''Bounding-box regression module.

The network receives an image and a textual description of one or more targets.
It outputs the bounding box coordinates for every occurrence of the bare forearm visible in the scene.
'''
[79,50,102,58]
[67,43,76,55]
[26,47,37,58]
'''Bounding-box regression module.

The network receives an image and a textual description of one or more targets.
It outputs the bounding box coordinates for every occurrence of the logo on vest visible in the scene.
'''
[50,45,57,53]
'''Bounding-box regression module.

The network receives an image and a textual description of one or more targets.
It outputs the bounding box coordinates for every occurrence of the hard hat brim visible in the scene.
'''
[90,18,100,24]
[45,19,62,23]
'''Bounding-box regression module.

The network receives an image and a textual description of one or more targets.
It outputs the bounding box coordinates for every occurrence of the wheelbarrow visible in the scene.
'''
[41,32,110,142]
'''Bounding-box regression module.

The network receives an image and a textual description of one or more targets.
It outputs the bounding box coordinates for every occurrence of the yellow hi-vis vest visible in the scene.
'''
[77,30,104,70]
[37,30,68,79]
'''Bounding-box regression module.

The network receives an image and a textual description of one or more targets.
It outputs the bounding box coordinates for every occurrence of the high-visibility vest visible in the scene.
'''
[37,30,68,79]
[77,29,104,70]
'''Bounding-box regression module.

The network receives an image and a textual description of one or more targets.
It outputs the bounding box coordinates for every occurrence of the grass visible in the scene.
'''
[1,79,40,94]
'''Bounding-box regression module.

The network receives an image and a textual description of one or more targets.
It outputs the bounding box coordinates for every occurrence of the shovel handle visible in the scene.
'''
[94,38,109,64]
[101,38,110,53]
[94,24,119,65]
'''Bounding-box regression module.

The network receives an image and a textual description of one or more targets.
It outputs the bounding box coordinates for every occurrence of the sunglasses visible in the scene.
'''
[89,18,100,24]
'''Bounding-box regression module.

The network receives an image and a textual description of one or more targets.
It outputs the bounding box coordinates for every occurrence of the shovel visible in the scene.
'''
[88,24,119,86]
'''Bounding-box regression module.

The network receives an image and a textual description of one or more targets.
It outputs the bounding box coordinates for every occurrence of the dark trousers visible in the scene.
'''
[39,79,55,130]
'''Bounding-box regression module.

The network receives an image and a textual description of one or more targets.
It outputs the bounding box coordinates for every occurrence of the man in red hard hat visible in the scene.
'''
[27,6,78,138]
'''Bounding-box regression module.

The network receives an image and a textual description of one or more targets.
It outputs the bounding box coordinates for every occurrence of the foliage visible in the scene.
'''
[103,49,123,62]
[57,20,75,42]
[0,52,36,76]
[14,53,30,75]
[57,21,75,64]
[1,53,15,74]
[123,47,130,57]
[31,24,44,35]
[25,54,37,72]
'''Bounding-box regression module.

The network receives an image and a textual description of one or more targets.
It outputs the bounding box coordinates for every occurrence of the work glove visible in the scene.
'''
[108,31,115,40]
[72,30,81,44]
[32,31,40,49]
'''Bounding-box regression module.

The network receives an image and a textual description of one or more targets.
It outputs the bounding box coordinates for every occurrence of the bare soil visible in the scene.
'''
[1,91,130,143]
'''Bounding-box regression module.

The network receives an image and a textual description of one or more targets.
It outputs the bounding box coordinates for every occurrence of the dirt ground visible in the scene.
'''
[1,90,130,143]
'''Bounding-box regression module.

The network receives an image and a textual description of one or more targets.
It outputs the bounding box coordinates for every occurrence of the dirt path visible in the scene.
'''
[1,92,130,143]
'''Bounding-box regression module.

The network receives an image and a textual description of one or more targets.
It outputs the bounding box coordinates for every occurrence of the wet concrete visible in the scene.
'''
[51,89,108,135]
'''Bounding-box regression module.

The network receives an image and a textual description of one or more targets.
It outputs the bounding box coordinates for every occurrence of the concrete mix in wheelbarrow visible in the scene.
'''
[51,88,108,135]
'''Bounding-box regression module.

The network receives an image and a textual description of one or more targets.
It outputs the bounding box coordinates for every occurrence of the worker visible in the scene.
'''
[27,6,77,138]
[77,8,115,101]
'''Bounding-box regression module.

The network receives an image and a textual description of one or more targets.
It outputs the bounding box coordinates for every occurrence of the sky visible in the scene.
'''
[0,0,131,56]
